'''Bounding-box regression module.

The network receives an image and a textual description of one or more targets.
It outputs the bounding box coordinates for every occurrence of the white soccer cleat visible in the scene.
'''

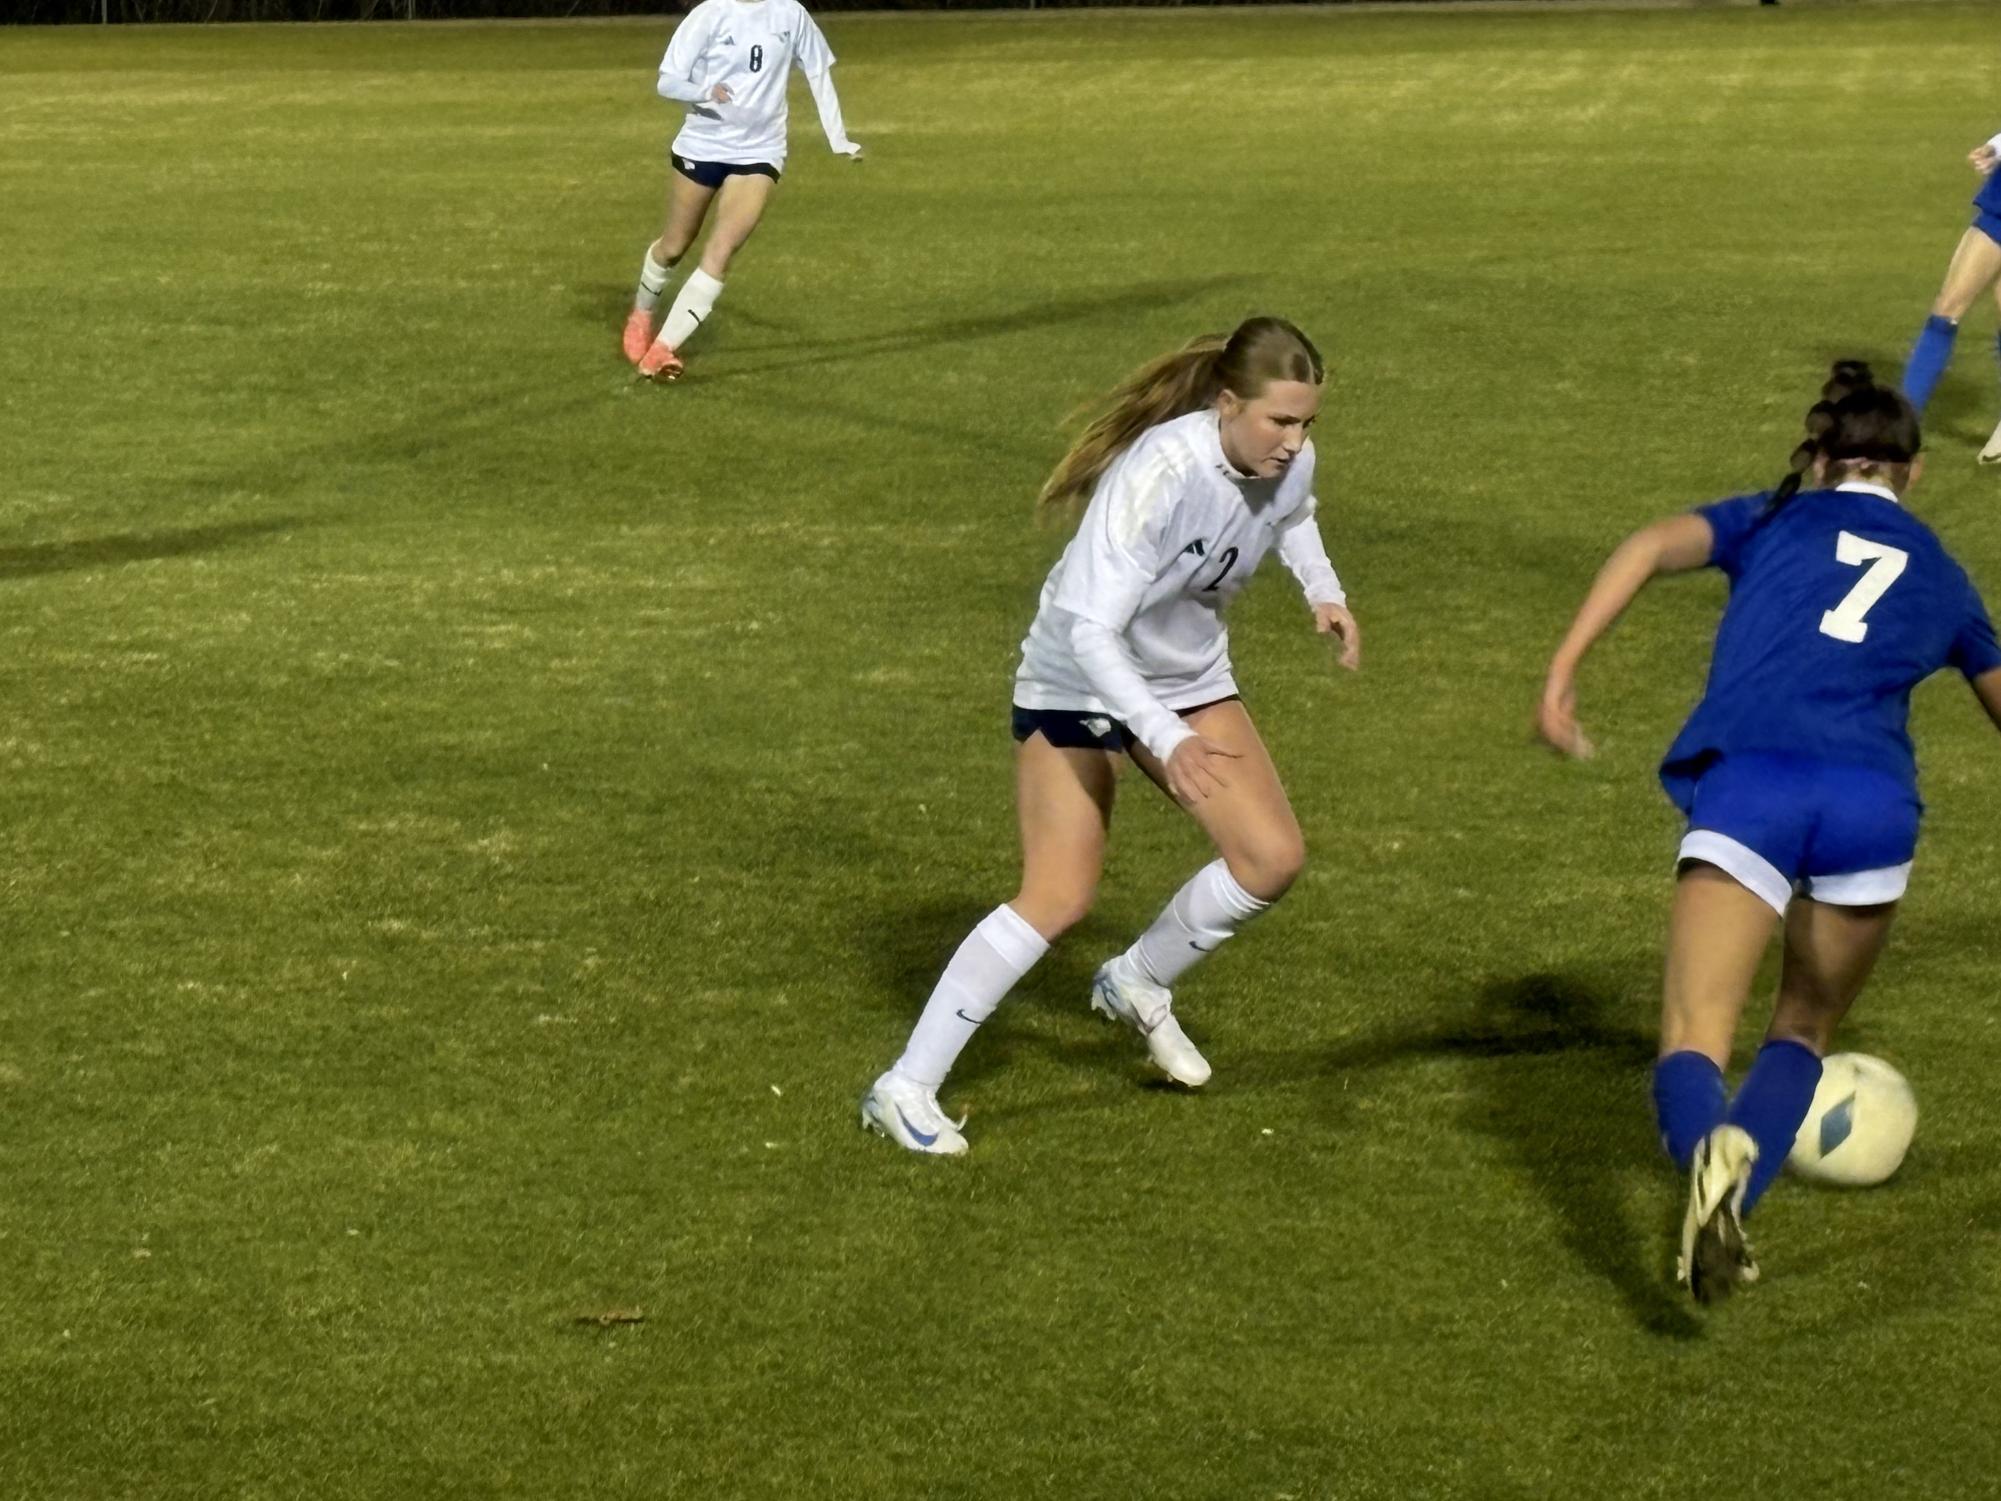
[859,1070,969,1156]
[1678,1124,1760,1305]
[1979,415,2001,465]
[1090,956,1211,1087]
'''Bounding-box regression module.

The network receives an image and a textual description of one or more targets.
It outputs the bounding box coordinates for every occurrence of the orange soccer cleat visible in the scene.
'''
[637,340,684,383]
[621,309,655,364]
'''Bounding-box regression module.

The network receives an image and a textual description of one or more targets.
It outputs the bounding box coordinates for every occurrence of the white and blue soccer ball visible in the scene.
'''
[1787,1053,1918,1187]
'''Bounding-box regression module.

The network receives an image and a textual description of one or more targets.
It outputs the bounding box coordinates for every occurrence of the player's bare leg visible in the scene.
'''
[1983,274,2001,463]
[1103,700,1305,1086]
[861,735,1116,1154]
[642,172,774,381]
[1909,228,2001,414]
[1766,898,1896,1054]
[1658,864,1780,1303]
[627,173,713,365]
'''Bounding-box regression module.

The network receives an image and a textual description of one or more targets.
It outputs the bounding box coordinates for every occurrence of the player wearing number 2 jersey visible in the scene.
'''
[622,0,861,381]
[1540,362,2001,1305]
[859,318,1362,1156]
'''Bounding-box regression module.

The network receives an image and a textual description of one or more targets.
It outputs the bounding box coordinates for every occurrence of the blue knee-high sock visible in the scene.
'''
[1903,314,1959,411]
[1725,1039,1823,1215]
[1653,1051,1727,1171]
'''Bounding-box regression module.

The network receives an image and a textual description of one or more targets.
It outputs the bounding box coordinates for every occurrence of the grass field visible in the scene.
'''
[6,2,2001,1495]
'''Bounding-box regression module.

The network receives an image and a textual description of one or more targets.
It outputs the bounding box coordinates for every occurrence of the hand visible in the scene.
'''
[1536,679,1595,760]
[1164,735,1242,804]
[1972,143,1999,175]
[1313,602,1361,671]
[709,83,733,104]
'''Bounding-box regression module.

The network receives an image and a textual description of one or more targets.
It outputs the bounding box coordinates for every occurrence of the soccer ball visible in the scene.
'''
[1786,1053,1917,1187]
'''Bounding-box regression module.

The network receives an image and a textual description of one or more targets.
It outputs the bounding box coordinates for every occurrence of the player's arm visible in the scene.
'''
[657,10,727,105]
[794,14,861,157]
[1537,512,1715,758]
[1973,667,2001,735]
[1276,503,1359,671]
[1972,131,2001,174]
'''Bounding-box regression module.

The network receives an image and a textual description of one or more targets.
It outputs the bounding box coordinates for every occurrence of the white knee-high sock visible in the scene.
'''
[660,268,724,350]
[633,249,676,313]
[1127,859,1270,989]
[893,905,1049,1088]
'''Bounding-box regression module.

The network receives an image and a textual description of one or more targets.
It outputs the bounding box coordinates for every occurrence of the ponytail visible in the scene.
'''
[1037,335,1228,510]
[1037,316,1325,510]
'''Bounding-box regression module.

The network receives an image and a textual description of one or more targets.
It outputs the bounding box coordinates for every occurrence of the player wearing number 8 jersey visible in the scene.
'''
[859,318,1361,1156]
[1540,362,2001,1304]
[622,0,861,380]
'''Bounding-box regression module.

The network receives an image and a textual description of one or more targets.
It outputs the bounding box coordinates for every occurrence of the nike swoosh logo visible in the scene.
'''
[895,1105,939,1148]
[955,1008,983,1027]
[1188,941,1217,953]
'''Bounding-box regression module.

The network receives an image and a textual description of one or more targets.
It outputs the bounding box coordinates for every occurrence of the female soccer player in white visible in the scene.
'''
[1900,127,2001,459]
[622,0,861,382]
[859,317,1362,1156]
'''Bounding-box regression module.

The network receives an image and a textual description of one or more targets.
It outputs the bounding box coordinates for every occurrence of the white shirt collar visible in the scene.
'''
[1833,480,1901,507]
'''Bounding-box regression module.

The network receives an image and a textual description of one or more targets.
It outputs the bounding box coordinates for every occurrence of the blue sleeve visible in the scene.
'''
[1949,579,2001,679]
[1695,494,1767,577]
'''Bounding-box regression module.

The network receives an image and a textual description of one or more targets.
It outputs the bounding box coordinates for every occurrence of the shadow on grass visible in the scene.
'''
[0,515,306,583]
[1247,968,1701,1340]
[678,275,1256,384]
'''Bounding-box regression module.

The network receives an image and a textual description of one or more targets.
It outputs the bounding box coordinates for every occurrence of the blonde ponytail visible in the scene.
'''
[1036,334,1227,509]
[1036,316,1324,510]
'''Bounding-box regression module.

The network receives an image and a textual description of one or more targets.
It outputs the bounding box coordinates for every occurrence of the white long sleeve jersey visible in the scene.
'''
[656,0,856,169]
[1014,409,1346,762]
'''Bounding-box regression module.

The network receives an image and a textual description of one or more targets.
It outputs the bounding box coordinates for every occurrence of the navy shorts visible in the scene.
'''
[1678,752,1920,915]
[673,156,780,190]
[1009,696,1240,755]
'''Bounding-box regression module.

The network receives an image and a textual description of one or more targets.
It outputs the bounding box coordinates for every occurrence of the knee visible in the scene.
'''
[1226,829,1306,903]
[1011,886,1094,942]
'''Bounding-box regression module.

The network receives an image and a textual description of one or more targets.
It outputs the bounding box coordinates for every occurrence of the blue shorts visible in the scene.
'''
[1976,209,2001,249]
[1009,695,1240,755]
[673,157,780,190]
[1677,752,1920,915]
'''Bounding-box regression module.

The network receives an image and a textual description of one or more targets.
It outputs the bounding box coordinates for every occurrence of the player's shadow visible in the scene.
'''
[0,516,305,583]
[710,278,1252,381]
[1243,969,1700,1339]
[1447,972,1703,1341]
[595,275,1251,385]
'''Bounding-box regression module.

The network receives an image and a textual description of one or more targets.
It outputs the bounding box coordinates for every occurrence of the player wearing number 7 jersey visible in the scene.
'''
[622,0,861,381]
[1538,361,2001,1305]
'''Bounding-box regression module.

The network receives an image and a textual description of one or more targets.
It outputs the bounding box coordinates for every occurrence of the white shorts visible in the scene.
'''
[1677,830,1912,918]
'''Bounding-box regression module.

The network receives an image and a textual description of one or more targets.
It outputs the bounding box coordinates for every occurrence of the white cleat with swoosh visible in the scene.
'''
[859,1070,969,1156]
[1091,956,1211,1087]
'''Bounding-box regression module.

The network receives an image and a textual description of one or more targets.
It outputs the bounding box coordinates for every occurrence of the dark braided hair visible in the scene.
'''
[1766,360,1923,518]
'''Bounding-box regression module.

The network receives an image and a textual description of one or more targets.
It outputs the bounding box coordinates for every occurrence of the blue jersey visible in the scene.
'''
[1659,483,2001,810]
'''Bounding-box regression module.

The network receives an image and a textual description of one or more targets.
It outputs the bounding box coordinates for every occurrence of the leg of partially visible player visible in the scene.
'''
[1982,272,2001,462]
[626,171,713,364]
[1654,862,1779,1302]
[1101,699,1305,1086]
[1730,897,1898,1210]
[861,734,1118,1154]
[1904,227,2001,412]
[643,171,773,379]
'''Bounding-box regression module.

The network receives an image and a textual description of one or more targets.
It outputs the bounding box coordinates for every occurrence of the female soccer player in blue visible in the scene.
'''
[1538,362,2001,1304]
[1901,128,2001,459]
